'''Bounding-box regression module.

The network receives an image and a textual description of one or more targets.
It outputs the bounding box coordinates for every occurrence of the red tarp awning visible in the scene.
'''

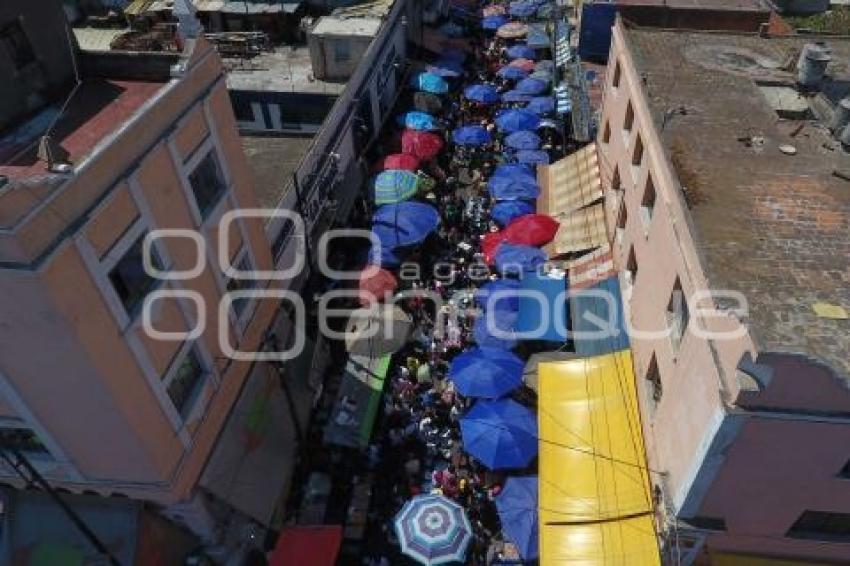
[269,526,343,566]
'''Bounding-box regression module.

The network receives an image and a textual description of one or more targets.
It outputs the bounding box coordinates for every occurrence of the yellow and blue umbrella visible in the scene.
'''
[411,72,449,94]
[374,170,420,204]
[394,494,472,565]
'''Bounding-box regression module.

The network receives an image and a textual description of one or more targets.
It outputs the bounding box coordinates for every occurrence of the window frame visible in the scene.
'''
[187,147,229,222]
[0,424,53,461]
[666,277,690,354]
[644,353,662,411]
[225,246,260,330]
[786,510,850,543]
[640,173,656,234]
[162,344,210,421]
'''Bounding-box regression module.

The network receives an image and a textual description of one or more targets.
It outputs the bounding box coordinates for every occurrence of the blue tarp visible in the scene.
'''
[571,275,630,356]
[515,270,568,342]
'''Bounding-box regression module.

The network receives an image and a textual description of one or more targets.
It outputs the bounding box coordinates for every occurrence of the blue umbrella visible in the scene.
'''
[453,125,492,146]
[449,347,524,398]
[482,14,508,30]
[368,243,403,267]
[491,200,535,226]
[505,130,542,150]
[464,84,500,104]
[372,202,441,248]
[509,1,537,17]
[487,174,540,200]
[493,163,535,179]
[397,111,438,131]
[495,477,539,560]
[495,109,541,133]
[494,243,548,274]
[516,77,548,95]
[496,66,528,80]
[412,72,449,94]
[473,315,518,350]
[525,96,555,115]
[506,44,537,60]
[501,90,533,103]
[460,399,538,469]
[515,149,550,165]
[394,494,472,564]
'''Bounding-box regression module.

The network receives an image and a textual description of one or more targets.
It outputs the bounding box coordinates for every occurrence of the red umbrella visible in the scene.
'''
[508,58,536,72]
[481,231,506,265]
[380,153,421,171]
[401,130,444,161]
[358,267,398,305]
[502,214,560,247]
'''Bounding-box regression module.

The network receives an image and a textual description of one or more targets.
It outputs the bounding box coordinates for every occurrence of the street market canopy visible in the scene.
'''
[497,22,528,39]
[495,477,539,560]
[495,109,541,133]
[324,354,392,449]
[496,66,529,80]
[464,84,501,104]
[397,111,439,131]
[515,268,568,342]
[411,72,449,94]
[344,304,412,357]
[449,346,524,398]
[538,351,661,564]
[379,153,420,172]
[505,130,542,150]
[537,143,607,257]
[401,130,444,160]
[269,526,342,566]
[453,125,492,146]
[491,199,535,226]
[506,44,537,60]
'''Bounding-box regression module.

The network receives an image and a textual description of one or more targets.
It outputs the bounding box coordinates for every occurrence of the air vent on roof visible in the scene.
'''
[830,97,850,133]
[796,43,831,90]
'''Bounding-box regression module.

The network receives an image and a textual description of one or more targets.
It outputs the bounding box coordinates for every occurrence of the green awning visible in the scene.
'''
[323,354,391,449]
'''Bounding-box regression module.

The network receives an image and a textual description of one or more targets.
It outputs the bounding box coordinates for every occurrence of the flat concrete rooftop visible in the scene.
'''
[625,27,850,381]
[223,46,347,95]
[240,135,313,209]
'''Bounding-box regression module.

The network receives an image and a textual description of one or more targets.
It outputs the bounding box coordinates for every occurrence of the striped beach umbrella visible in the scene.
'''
[374,170,420,204]
[394,494,472,565]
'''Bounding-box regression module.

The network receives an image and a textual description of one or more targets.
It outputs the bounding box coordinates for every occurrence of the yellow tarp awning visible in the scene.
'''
[538,350,661,565]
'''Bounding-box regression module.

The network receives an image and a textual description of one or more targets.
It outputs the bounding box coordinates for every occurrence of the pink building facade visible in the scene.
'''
[598,19,850,562]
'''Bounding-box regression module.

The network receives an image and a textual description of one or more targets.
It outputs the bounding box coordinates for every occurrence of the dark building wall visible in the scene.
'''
[0,0,77,132]
[618,6,771,32]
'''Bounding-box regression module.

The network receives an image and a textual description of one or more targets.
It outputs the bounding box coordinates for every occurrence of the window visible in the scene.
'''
[624,101,634,133]
[166,348,206,418]
[334,39,351,63]
[666,277,689,351]
[787,511,850,543]
[0,427,51,457]
[611,166,621,192]
[109,234,161,316]
[838,458,850,479]
[632,134,644,167]
[601,121,611,144]
[615,200,627,245]
[188,150,227,219]
[645,354,662,407]
[640,174,656,230]
[229,93,254,122]
[0,21,36,71]
[612,60,621,88]
[625,246,638,290]
[226,250,257,319]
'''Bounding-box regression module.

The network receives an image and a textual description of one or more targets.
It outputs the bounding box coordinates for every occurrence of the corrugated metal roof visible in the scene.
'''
[193,0,225,10]
[124,0,156,15]
[331,0,394,19]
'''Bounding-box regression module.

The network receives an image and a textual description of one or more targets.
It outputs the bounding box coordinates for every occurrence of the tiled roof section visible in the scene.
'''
[625,27,850,382]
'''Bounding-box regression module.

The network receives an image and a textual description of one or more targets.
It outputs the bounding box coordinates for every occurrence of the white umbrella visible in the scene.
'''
[345,304,412,356]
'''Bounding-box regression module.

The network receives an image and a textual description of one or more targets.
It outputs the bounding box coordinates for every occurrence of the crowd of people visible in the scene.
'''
[354,6,563,565]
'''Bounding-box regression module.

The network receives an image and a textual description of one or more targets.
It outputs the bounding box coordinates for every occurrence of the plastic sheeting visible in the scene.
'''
[537,351,660,565]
